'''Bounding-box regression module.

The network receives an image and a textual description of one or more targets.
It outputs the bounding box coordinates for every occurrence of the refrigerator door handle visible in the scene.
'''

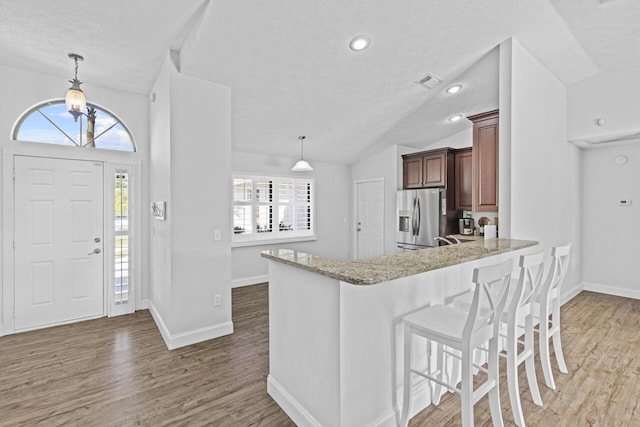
[411,197,418,236]
[415,197,421,237]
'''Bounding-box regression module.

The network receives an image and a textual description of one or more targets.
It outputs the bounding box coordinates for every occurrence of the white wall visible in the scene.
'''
[149,59,173,322]
[567,68,640,141]
[581,143,639,297]
[501,38,582,298]
[421,128,473,150]
[231,151,350,286]
[350,145,409,256]
[567,67,640,299]
[149,53,233,347]
[0,63,150,334]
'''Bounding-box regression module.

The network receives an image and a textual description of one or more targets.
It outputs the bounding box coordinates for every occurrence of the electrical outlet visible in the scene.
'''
[214,229,221,240]
[214,294,221,306]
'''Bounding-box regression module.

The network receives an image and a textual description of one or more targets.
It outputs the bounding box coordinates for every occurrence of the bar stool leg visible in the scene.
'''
[432,341,444,405]
[487,336,505,427]
[506,330,525,426]
[552,306,568,373]
[400,325,412,427]
[460,345,474,427]
[539,309,556,389]
[525,315,543,406]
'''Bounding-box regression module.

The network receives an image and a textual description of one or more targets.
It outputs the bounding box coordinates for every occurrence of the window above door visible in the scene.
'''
[11,99,136,152]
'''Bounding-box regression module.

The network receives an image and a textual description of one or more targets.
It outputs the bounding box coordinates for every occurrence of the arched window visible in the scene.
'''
[12,99,136,152]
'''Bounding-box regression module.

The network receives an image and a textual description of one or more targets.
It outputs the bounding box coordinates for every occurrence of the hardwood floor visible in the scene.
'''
[0,284,295,427]
[409,291,640,426]
[1,287,638,426]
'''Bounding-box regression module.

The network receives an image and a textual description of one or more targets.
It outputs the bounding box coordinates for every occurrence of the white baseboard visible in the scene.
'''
[267,375,322,427]
[582,282,640,300]
[231,274,269,288]
[267,373,434,427]
[148,300,234,350]
[375,378,434,427]
[561,283,584,305]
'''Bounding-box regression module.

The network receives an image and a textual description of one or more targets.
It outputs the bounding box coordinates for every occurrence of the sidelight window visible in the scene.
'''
[114,172,129,304]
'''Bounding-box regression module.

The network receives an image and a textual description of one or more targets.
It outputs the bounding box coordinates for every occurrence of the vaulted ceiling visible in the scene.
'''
[1,0,638,164]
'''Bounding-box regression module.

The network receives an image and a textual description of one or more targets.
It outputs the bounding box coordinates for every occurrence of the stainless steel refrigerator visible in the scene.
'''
[397,188,460,250]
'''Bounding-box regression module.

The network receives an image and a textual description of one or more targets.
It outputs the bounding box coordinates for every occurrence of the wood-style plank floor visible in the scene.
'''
[409,291,640,426]
[0,284,295,427]
[1,287,638,426]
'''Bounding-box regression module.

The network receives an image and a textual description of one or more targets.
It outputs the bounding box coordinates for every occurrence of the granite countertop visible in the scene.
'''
[261,237,538,285]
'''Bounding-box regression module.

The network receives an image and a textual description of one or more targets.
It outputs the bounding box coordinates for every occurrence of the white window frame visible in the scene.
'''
[11,98,137,152]
[108,164,138,317]
[232,174,316,247]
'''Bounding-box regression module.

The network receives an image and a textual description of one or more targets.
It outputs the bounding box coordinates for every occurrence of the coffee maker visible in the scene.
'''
[458,217,475,236]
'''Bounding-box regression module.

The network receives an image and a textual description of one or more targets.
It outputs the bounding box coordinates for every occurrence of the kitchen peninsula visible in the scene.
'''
[262,238,537,427]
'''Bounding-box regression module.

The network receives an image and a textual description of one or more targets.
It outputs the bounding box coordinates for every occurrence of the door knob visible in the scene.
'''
[88,248,102,255]
[94,237,101,243]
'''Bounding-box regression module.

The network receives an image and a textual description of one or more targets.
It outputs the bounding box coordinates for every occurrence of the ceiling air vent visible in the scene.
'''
[583,131,640,145]
[415,74,443,90]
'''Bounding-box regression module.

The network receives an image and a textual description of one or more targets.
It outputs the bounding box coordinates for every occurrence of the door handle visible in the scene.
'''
[94,237,101,243]
[415,198,421,236]
[88,248,102,255]
[357,222,362,232]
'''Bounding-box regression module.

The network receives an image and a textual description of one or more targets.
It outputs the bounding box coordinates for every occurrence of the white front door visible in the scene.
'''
[355,179,384,259]
[14,156,104,331]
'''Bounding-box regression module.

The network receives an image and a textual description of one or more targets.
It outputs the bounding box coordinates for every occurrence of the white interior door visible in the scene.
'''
[356,179,384,259]
[14,156,104,331]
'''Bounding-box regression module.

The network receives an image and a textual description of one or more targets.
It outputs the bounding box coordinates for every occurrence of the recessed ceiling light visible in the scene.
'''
[449,114,464,122]
[446,84,462,94]
[349,35,371,51]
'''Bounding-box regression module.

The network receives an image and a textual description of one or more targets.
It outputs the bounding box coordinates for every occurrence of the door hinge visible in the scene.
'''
[13,168,16,181]
[13,239,15,249]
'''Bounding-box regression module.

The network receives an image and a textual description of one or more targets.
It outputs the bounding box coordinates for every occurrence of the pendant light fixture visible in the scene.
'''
[65,53,87,122]
[291,135,314,171]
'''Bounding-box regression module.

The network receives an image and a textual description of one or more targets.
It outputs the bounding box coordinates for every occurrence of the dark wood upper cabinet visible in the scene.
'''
[468,109,499,212]
[422,152,446,187]
[402,156,423,189]
[402,149,452,189]
[454,148,473,211]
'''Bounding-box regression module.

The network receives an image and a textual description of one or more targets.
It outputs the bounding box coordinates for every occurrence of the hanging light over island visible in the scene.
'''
[291,135,313,171]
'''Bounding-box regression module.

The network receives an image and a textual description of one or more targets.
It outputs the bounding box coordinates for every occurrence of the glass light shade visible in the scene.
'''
[291,159,314,172]
[66,83,86,121]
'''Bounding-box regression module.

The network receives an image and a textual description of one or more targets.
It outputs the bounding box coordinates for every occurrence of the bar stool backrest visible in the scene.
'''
[464,259,514,343]
[538,243,571,304]
[510,250,546,320]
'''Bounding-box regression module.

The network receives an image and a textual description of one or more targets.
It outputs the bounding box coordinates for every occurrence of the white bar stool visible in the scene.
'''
[453,251,546,427]
[399,259,513,427]
[535,243,571,389]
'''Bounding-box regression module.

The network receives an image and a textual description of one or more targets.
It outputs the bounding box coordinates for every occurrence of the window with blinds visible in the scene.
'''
[233,175,314,243]
[114,172,129,304]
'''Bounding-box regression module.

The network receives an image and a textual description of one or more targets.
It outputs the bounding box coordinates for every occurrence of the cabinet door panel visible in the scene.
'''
[455,149,473,211]
[423,153,446,187]
[403,157,423,189]
[472,113,499,211]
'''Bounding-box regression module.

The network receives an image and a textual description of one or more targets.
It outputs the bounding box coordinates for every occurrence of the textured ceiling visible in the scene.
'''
[550,0,640,72]
[0,0,208,94]
[0,0,637,164]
